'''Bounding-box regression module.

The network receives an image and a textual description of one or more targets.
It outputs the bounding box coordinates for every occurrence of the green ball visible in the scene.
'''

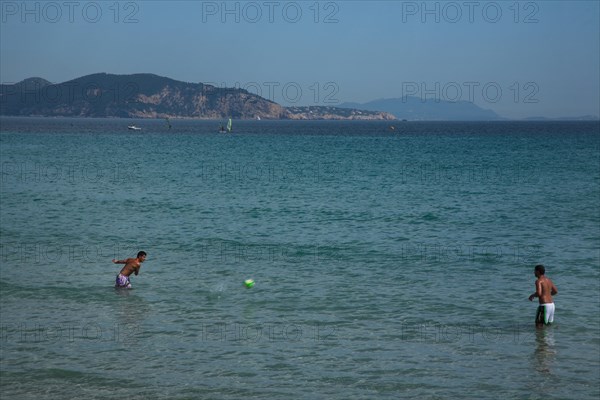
[244,279,255,288]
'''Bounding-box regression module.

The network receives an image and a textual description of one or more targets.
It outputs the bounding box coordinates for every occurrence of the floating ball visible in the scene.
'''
[244,279,255,288]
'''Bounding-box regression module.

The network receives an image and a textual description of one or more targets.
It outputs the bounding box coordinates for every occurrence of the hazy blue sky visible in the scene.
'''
[1,0,599,118]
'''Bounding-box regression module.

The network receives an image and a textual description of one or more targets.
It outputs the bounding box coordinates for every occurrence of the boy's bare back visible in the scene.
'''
[535,276,558,304]
[529,265,558,304]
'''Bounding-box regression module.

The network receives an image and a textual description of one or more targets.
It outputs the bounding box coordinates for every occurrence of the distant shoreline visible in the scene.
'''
[3,74,597,122]
[1,115,598,122]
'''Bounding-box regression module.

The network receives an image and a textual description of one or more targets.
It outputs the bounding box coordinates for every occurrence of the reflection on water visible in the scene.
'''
[113,288,150,340]
[533,327,557,375]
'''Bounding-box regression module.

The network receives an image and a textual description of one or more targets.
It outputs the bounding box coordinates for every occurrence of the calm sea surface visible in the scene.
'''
[1,117,599,399]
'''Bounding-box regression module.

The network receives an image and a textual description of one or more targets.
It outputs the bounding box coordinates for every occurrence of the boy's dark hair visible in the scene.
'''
[137,251,147,258]
[534,264,545,275]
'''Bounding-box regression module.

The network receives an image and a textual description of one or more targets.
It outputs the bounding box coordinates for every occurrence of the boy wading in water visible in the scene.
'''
[528,264,558,327]
[113,251,147,289]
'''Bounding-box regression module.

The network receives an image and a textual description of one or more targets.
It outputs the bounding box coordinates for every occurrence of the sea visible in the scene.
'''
[0,117,599,399]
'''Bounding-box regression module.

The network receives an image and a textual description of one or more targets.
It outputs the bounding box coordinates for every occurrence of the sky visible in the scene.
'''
[1,0,599,119]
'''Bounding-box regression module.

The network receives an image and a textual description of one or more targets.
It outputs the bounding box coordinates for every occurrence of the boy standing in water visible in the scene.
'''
[528,264,558,327]
[113,251,147,289]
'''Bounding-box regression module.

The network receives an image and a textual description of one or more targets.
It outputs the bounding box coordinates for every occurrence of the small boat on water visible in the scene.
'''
[219,118,232,133]
[128,125,142,131]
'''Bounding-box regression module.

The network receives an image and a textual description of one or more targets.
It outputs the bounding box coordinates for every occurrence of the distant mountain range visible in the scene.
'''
[0,73,393,120]
[340,98,503,121]
[339,98,599,121]
[522,115,600,121]
[1,74,597,121]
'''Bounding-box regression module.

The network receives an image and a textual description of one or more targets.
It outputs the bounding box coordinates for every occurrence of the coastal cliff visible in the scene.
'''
[0,73,286,119]
[0,73,393,120]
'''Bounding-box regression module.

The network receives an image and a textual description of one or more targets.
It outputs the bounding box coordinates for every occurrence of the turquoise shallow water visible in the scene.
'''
[1,117,599,399]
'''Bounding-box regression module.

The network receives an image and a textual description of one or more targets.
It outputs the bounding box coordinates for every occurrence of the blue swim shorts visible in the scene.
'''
[115,273,132,289]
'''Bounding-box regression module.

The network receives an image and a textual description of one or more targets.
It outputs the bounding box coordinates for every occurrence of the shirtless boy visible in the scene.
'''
[113,251,147,289]
[528,264,558,327]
